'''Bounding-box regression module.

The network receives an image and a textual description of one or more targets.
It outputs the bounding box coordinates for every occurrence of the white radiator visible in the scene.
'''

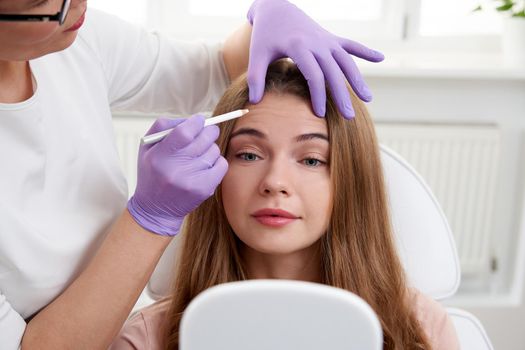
[112,117,501,277]
[376,123,501,277]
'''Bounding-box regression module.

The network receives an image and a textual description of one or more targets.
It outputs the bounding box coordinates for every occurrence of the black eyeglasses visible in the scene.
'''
[0,0,71,25]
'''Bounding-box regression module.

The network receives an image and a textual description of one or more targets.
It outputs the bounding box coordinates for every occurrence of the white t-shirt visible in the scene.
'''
[0,9,229,349]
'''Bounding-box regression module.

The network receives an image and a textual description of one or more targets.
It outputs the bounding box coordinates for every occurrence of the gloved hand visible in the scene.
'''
[247,0,384,119]
[127,115,228,236]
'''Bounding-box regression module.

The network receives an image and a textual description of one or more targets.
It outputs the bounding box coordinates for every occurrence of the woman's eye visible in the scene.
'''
[302,158,326,167]
[237,152,260,161]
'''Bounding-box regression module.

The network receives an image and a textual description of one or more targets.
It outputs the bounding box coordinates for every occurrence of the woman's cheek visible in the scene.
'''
[8,22,59,44]
[222,161,258,202]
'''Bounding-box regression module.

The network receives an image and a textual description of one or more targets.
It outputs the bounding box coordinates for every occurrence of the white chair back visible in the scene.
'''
[380,144,461,299]
[447,307,494,350]
[179,280,383,350]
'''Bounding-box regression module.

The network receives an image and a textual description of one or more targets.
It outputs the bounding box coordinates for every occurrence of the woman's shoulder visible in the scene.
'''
[110,300,170,350]
[409,288,460,350]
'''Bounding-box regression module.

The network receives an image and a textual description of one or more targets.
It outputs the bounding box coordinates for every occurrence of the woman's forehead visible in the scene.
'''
[234,93,327,135]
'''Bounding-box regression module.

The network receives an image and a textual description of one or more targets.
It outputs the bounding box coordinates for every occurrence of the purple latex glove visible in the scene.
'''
[247,0,385,119]
[127,115,228,236]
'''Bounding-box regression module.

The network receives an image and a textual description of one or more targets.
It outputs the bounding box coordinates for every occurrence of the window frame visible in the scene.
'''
[408,0,502,54]
[146,0,501,55]
[151,0,407,41]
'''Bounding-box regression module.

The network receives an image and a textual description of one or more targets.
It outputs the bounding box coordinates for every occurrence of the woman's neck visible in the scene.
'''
[242,243,322,283]
[0,60,33,103]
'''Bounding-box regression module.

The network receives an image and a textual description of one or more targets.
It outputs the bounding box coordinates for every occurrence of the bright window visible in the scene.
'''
[188,0,383,21]
[419,0,502,36]
[153,0,404,41]
[87,0,505,53]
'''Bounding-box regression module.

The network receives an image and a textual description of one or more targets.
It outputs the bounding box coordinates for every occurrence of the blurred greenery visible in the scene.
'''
[473,0,525,17]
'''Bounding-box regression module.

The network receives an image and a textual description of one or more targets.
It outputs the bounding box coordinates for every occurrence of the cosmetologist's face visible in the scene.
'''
[0,0,88,61]
[222,92,333,257]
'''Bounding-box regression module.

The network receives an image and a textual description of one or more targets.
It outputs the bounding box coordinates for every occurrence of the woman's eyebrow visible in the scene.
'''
[230,128,328,143]
[230,128,267,140]
[295,133,329,143]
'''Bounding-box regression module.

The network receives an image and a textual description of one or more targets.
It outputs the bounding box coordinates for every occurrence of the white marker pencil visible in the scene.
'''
[140,109,249,145]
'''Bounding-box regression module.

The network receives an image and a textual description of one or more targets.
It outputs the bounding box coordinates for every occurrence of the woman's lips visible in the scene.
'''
[252,208,299,228]
[65,11,86,32]
[253,216,297,227]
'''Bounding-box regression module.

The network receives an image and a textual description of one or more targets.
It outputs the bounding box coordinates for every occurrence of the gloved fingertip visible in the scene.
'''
[372,50,385,62]
[361,94,373,103]
[219,156,229,170]
[193,114,206,122]
[360,85,373,102]
[338,97,356,119]
[208,124,220,132]
[189,114,206,127]
[342,106,355,120]
[313,104,326,118]
[206,124,221,139]
[249,88,263,104]
[213,157,229,179]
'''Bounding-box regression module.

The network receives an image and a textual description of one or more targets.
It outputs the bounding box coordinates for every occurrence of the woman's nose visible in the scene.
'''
[258,160,292,197]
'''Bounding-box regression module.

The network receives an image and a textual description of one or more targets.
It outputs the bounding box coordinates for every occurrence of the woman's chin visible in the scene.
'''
[244,240,309,256]
[58,32,80,50]
[28,33,79,60]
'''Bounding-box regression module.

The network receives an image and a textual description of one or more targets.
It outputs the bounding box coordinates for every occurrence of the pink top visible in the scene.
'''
[110,289,460,350]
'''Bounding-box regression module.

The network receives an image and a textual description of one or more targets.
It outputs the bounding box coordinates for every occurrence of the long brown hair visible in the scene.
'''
[162,60,430,349]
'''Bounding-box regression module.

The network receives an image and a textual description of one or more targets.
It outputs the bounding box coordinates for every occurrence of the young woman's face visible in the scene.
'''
[222,92,333,257]
[0,0,88,61]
